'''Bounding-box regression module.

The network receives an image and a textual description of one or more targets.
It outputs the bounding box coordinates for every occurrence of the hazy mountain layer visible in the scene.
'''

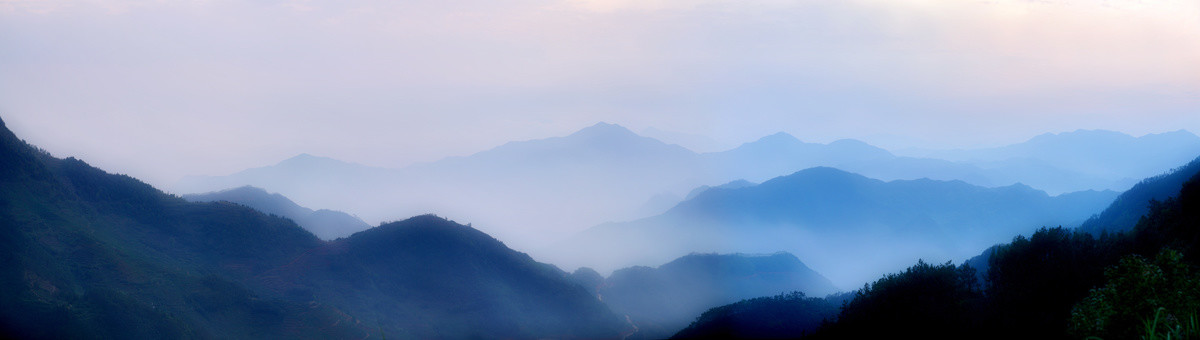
[576,252,837,339]
[899,129,1200,193]
[550,167,1118,288]
[174,124,1198,250]
[183,186,371,240]
[677,152,1200,339]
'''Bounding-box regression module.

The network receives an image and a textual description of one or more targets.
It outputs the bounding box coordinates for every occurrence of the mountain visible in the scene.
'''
[174,154,394,219]
[684,179,756,201]
[173,122,708,249]
[256,215,627,339]
[549,167,1118,288]
[671,291,844,339]
[700,133,893,183]
[968,154,1200,285]
[1078,156,1200,235]
[899,129,1200,193]
[0,117,625,339]
[674,153,1200,339]
[173,125,1195,252]
[0,118,360,338]
[640,126,732,153]
[585,252,837,339]
[183,186,371,240]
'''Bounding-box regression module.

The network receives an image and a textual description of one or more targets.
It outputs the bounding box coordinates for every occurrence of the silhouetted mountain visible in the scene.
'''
[671,292,840,339]
[0,118,363,339]
[551,167,1118,288]
[1078,156,1200,235]
[257,215,627,339]
[0,117,625,339]
[174,125,1192,253]
[184,186,370,240]
[592,252,837,339]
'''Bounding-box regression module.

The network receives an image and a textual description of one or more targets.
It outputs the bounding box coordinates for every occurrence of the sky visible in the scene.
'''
[1,0,1198,188]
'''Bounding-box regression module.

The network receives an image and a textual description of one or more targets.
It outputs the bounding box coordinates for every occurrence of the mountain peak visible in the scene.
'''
[569,122,639,139]
[757,131,801,144]
[729,131,803,152]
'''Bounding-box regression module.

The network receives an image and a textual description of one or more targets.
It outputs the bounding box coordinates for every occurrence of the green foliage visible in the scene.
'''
[985,227,1129,337]
[1070,249,1200,339]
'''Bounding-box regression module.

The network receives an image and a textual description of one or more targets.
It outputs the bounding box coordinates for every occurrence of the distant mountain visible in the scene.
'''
[0,117,626,339]
[173,122,708,248]
[641,126,733,153]
[701,133,893,183]
[174,125,1195,250]
[183,186,371,240]
[549,167,1118,288]
[584,252,837,339]
[900,129,1200,192]
[684,179,756,201]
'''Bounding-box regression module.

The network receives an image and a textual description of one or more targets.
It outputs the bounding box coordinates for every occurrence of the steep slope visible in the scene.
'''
[593,252,837,339]
[550,167,1117,288]
[0,118,366,339]
[0,117,626,339]
[256,215,627,339]
[184,186,371,240]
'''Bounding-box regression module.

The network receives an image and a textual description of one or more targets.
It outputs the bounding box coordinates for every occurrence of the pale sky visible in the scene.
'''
[2,0,1198,188]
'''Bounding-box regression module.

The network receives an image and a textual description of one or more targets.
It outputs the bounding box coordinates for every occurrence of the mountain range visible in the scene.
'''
[0,117,627,339]
[173,124,1200,251]
[673,151,1200,339]
[549,167,1118,288]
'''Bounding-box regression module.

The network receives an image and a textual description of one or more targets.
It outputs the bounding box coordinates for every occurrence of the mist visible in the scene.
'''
[4,0,1200,338]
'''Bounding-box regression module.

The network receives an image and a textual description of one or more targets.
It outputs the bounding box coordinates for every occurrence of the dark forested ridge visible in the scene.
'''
[677,154,1200,339]
[0,117,625,339]
[671,291,843,339]
[1078,157,1200,235]
[256,214,627,339]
